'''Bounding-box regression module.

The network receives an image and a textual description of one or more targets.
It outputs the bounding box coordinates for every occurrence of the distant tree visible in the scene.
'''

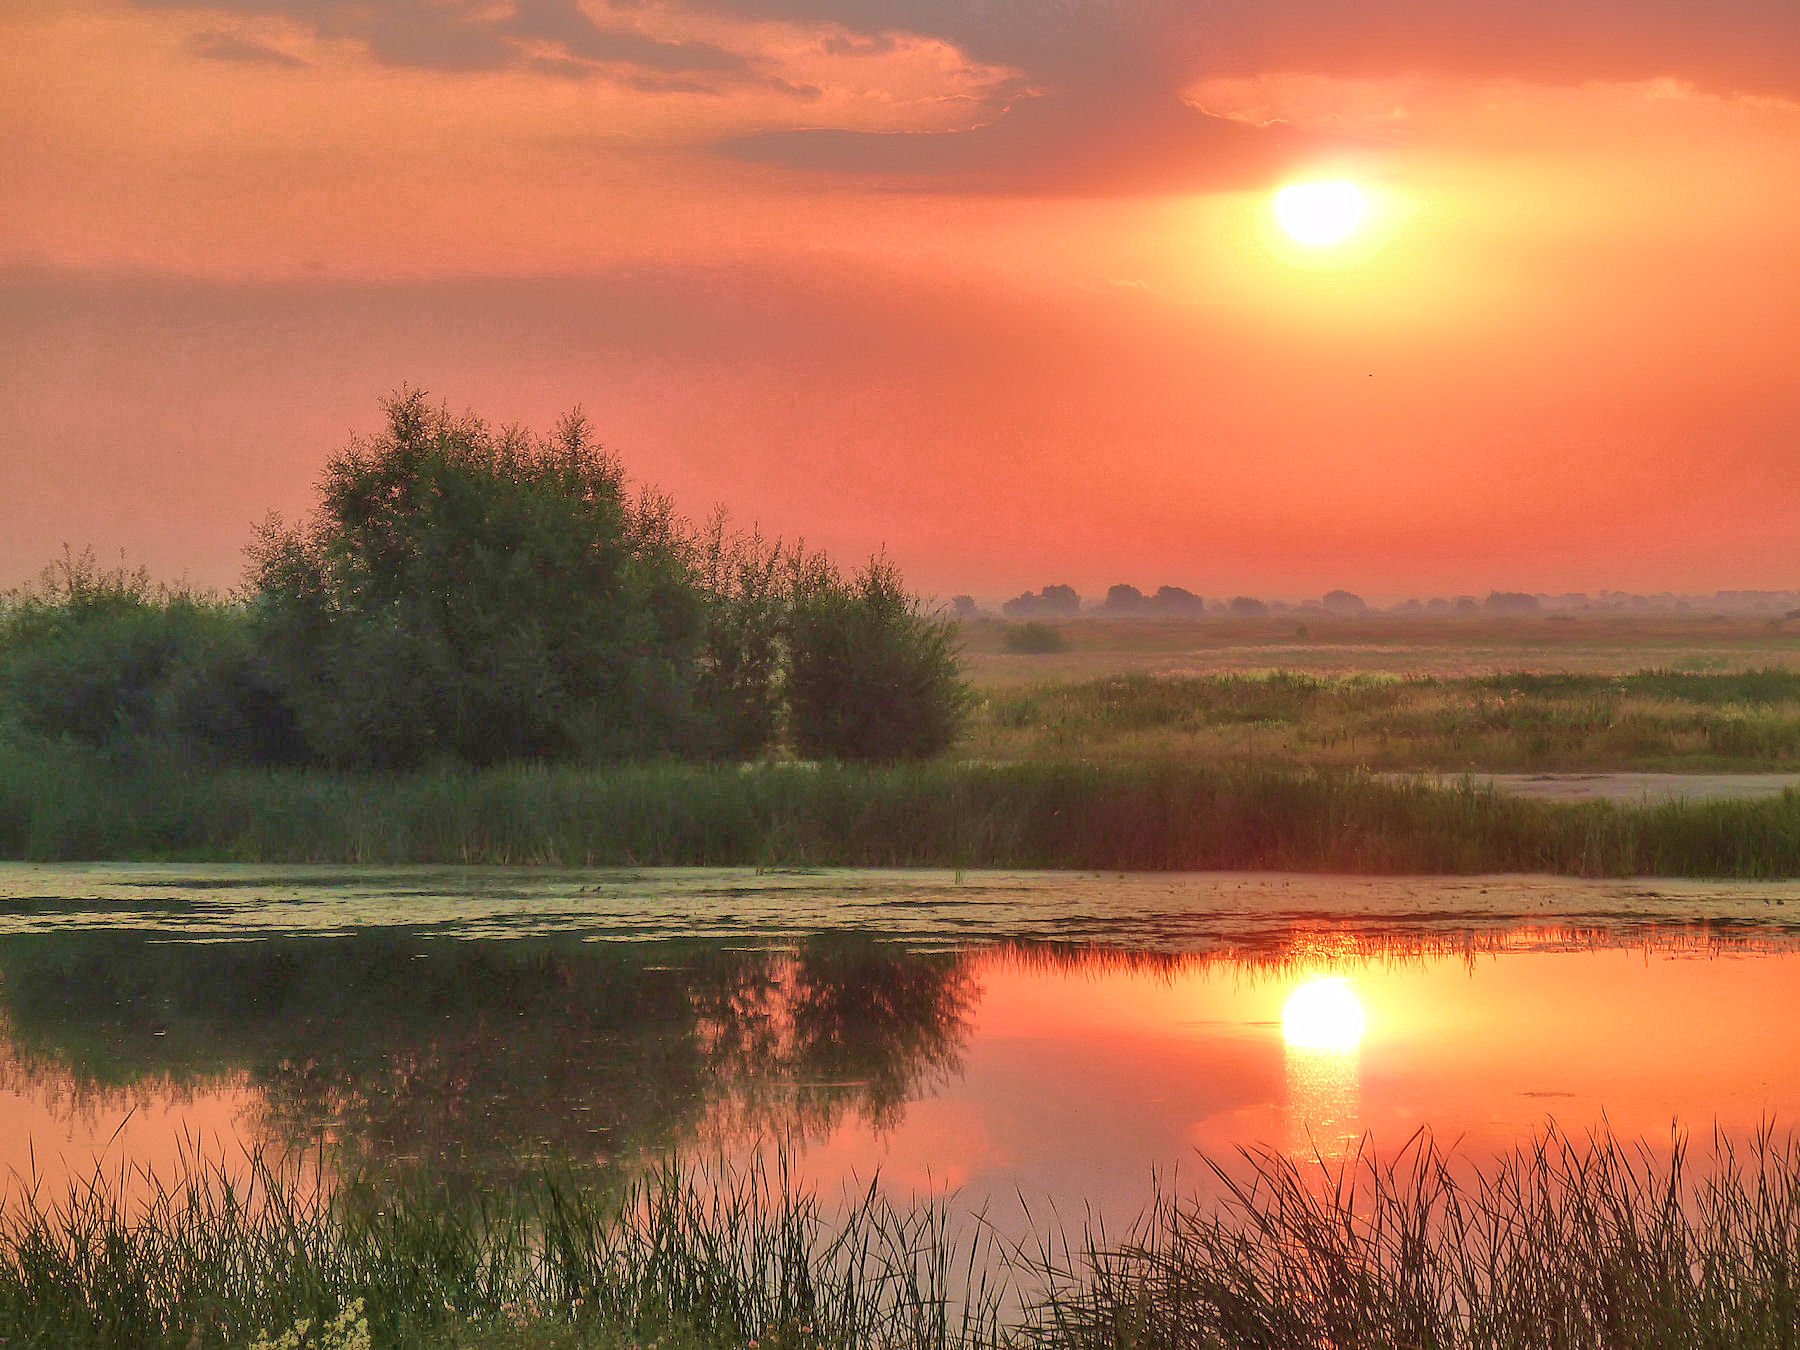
[1484,591,1542,615]
[951,595,980,621]
[1228,596,1269,618]
[1322,589,1367,616]
[1145,585,1206,619]
[787,557,970,762]
[1096,584,1147,616]
[1001,584,1081,619]
[250,390,702,768]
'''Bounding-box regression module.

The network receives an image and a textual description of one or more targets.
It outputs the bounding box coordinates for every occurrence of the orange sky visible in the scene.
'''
[6,0,1800,599]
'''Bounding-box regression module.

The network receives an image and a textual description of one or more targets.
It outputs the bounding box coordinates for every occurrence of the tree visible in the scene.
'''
[1096,584,1147,616]
[1145,585,1206,618]
[1001,584,1081,618]
[688,511,788,760]
[249,390,701,768]
[787,557,969,761]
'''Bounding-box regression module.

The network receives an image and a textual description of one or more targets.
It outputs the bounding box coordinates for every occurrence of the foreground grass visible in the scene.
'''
[968,669,1800,772]
[5,739,1800,876]
[3,1127,1798,1348]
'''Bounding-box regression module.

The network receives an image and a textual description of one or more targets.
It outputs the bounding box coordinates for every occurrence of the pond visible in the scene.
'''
[3,864,1800,1237]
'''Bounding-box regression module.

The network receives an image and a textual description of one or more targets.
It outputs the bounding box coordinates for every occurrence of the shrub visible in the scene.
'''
[1001,621,1068,654]
[787,559,969,761]
[0,549,300,763]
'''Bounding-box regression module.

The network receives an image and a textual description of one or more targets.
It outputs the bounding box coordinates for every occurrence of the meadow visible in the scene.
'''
[965,665,1800,771]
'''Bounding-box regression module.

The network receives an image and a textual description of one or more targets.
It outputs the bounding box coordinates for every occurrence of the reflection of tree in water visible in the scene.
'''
[692,940,977,1140]
[0,933,975,1187]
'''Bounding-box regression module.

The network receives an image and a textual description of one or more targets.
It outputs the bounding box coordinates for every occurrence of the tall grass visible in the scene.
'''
[4,1126,1799,1347]
[1029,1124,1800,1349]
[5,739,1800,876]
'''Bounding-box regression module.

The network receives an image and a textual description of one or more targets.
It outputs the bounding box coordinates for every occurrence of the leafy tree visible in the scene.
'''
[249,391,701,768]
[687,511,789,760]
[787,557,969,761]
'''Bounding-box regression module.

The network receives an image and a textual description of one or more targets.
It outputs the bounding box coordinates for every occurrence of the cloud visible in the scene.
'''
[188,29,309,67]
[725,87,1344,195]
[138,0,760,84]
[684,0,1800,99]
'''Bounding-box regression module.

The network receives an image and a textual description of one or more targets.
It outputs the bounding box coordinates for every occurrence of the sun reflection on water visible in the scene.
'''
[1281,976,1366,1052]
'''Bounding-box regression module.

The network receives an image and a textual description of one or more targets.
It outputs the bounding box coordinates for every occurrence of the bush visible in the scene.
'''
[1001,621,1068,654]
[250,392,702,769]
[0,549,300,763]
[787,559,969,761]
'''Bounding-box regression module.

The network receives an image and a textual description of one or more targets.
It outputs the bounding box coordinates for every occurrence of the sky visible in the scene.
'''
[6,0,1800,601]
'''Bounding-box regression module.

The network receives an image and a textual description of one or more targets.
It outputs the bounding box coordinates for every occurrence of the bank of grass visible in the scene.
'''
[4,1126,1799,1348]
[970,669,1800,771]
[4,737,1800,877]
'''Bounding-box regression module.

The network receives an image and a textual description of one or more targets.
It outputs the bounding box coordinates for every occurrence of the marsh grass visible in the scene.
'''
[3,1127,1800,1348]
[969,669,1800,771]
[1028,1123,1800,1349]
[6,740,1800,876]
[0,1144,1006,1350]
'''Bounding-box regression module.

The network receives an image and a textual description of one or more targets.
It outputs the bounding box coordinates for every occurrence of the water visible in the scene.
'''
[3,864,1800,1231]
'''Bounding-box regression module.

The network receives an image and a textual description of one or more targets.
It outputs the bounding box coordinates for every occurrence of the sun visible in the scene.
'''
[1281,977,1366,1052]
[1273,181,1367,247]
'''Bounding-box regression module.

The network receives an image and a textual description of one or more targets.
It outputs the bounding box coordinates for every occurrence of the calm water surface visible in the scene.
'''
[3,864,1799,1230]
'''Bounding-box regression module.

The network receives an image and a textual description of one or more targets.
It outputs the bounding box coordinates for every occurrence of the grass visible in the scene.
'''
[966,668,1800,771]
[3,1126,1798,1347]
[6,738,1800,876]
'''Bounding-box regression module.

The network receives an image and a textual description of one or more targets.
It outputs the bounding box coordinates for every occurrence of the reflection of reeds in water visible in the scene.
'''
[3,1125,1800,1348]
[983,920,1788,983]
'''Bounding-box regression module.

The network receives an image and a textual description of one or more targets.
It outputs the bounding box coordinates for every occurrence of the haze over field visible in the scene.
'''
[7,0,1798,597]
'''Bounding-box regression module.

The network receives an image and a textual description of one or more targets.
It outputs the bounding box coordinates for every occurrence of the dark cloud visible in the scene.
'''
[140,0,756,82]
[509,0,748,74]
[682,0,1800,98]
[188,30,309,66]
[725,88,1345,195]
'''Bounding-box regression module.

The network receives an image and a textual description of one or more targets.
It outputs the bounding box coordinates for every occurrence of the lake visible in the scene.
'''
[3,864,1799,1237]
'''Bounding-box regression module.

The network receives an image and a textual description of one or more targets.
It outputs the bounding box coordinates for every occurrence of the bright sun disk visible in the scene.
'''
[1273,180,1367,247]
[1282,977,1366,1052]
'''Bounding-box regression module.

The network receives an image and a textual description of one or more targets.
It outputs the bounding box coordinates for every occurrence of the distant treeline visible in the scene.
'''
[0,391,967,772]
[957,583,1800,621]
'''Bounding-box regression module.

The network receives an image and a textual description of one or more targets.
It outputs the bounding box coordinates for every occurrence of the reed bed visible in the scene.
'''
[2,1126,1798,1347]
[5,740,1800,876]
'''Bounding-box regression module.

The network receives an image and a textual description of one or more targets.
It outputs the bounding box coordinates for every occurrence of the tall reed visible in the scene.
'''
[6,742,1800,877]
[2,1126,1799,1347]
